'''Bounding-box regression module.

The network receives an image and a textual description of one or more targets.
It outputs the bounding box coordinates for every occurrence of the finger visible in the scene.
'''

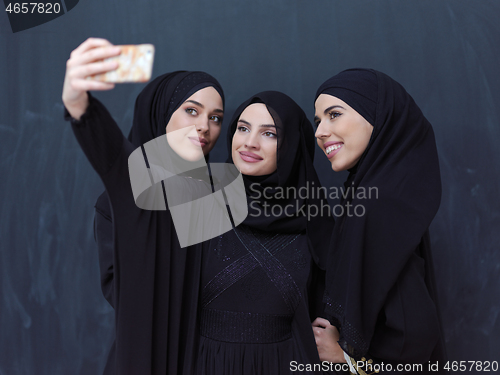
[313,327,324,336]
[70,78,115,91]
[312,317,330,327]
[69,60,119,80]
[71,37,114,58]
[69,46,121,69]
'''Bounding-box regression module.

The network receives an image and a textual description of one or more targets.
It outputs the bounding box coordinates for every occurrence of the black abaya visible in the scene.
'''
[315,69,447,374]
[66,71,225,375]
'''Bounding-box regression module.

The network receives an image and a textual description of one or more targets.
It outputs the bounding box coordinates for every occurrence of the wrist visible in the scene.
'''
[64,92,89,121]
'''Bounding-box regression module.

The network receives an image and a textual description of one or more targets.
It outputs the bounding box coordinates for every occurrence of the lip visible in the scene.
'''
[239,151,263,163]
[188,137,208,147]
[323,141,343,159]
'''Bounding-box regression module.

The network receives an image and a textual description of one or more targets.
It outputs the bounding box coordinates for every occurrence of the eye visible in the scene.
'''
[263,131,277,138]
[186,108,198,115]
[329,111,341,119]
[210,115,222,123]
[237,126,249,132]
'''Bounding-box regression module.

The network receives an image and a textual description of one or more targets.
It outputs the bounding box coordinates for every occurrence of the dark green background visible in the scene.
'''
[1,1,499,373]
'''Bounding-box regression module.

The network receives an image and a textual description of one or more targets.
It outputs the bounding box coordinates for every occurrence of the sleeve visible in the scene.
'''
[336,249,442,375]
[94,191,115,308]
[308,261,327,322]
[64,92,126,177]
[64,93,129,308]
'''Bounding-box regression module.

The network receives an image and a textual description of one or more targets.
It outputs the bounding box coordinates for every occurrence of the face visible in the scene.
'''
[314,94,373,172]
[231,103,278,176]
[165,86,223,161]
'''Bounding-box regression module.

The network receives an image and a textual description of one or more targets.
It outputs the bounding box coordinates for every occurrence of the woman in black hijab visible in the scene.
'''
[62,39,225,375]
[311,69,446,374]
[94,90,334,375]
[196,91,333,375]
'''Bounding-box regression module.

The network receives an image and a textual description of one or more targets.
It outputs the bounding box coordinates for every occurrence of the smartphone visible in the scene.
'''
[90,44,155,83]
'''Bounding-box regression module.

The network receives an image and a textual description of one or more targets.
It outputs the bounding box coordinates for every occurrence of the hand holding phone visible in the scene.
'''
[63,38,121,120]
[63,39,155,120]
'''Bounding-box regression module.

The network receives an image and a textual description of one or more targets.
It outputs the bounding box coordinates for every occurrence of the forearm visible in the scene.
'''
[65,93,125,177]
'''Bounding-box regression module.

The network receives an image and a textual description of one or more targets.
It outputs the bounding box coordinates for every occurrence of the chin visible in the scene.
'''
[237,165,253,176]
[331,163,345,172]
[239,164,263,176]
[179,149,205,162]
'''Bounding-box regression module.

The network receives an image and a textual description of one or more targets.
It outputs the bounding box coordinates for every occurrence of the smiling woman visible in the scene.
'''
[231,103,278,176]
[311,68,446,375]
[314,95,373,172]
[194,91,334,375]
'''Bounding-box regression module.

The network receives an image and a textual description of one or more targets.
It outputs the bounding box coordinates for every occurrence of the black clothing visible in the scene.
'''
[197,226,320,374]
[67,71,224,375]
[70,87,331,374]
[191,91,334,374]
[316,69,446,373]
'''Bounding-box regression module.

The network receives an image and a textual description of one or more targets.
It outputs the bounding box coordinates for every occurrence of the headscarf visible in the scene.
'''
[226,91,334,268]
[316,69,444,363]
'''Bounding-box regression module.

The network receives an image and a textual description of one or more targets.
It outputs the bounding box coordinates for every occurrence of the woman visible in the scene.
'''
[195,91,333,375]
[63,38,225,375]
[64,39,332,374]
[311,69,446,374]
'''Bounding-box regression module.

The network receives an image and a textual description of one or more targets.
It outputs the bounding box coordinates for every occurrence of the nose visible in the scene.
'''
[244,131,260,149]
[196,117,209,133]
[315,120,329,139]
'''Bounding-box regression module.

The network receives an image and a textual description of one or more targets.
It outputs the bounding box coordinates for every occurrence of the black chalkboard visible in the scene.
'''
[1,1,499,373]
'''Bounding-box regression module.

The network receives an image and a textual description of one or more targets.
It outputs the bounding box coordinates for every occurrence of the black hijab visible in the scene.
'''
[226,91,334,268]
[93,71,224,375]
[316,69,445,364]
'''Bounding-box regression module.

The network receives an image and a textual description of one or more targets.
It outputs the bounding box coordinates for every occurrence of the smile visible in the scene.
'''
[239,151,263,163]
[326,143,343,153]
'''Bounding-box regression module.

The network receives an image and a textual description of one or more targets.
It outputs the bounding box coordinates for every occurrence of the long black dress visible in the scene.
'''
[315,69,447,374]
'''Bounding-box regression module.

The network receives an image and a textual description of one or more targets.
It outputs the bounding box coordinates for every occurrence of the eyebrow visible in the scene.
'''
[323,105,345,115]
[238,119,276,128]
[184,99,224,114]
[185,100,203,108]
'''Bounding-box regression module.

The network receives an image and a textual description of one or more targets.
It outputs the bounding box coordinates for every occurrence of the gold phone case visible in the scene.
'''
[91,44,155,83]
